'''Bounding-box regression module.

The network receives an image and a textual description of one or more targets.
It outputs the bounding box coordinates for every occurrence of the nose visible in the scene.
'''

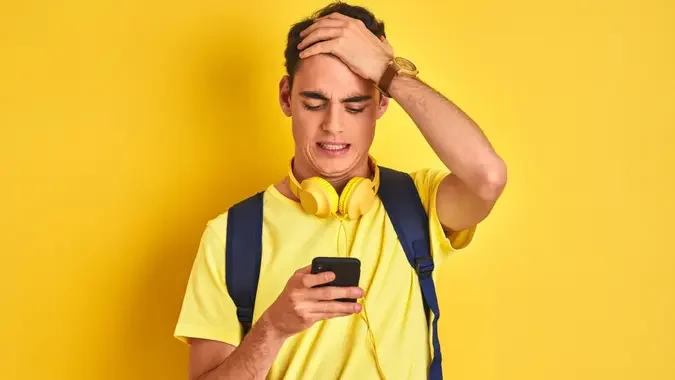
[321,103,343,134]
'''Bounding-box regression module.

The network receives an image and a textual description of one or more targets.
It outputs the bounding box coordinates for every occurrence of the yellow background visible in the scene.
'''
[1,0,673,379]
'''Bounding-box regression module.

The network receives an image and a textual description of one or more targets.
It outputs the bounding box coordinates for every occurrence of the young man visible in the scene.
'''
[174,2,506,379]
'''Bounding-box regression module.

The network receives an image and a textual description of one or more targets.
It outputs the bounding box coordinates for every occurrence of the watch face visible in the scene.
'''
[394,57,417,71]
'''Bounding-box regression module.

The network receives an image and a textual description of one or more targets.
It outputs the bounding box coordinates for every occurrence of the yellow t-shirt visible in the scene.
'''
[174,168,476,379]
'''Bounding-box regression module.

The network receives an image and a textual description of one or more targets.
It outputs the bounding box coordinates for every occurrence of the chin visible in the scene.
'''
[307,144,359,177]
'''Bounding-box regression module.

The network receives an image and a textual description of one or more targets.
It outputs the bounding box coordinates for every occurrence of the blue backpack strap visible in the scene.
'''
[225,191,264,336]
[377,166,443,380]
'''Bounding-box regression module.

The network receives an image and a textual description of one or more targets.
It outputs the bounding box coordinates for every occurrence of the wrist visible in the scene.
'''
[375,56,419,98]
[258,311,290,343]
[386,73,416,98]
[373,53,394,83]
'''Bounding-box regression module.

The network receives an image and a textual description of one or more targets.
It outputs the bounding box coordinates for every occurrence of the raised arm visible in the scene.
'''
[388,75,507,232]
[297,12,507,232]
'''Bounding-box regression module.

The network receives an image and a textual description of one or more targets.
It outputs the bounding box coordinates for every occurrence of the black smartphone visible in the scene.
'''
[310,257,361,302]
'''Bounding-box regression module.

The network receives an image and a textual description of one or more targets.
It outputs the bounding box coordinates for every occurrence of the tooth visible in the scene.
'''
[319,142,348,151]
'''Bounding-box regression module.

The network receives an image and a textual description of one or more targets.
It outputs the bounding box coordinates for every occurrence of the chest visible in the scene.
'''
[252,202,418,320]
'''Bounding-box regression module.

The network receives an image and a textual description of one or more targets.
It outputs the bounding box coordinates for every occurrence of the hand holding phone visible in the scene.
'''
[260,260,363,339]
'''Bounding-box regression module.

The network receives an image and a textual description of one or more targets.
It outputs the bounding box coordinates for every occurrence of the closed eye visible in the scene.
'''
[303,103,323,111]
[346,107,366,114]
[302,103,367,113]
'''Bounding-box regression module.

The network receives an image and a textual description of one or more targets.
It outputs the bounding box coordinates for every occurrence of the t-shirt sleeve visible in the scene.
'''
[410,168,477,257]
[173,215,242,347]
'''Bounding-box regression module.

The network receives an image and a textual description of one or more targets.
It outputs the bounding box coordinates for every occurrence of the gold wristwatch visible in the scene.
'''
[376,57,419,97]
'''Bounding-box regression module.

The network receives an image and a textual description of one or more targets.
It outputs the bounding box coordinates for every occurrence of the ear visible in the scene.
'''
[375,92,389,119]
[279,75,292,117]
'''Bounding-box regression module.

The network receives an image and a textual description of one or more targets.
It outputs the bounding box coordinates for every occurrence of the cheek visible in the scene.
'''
[351,113,377,142]
[291,114,317,143]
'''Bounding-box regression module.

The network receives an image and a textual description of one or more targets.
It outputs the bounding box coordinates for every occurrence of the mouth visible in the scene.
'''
[317,142,351,156]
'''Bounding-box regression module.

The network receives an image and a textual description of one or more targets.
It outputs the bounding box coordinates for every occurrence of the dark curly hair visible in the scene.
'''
[284,2,386,88]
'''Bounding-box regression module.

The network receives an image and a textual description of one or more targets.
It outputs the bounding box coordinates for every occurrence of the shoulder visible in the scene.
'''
[201,189,271,247]
[378,166,449,198]
[203,211,229,246]
[377,165,450,206]
[378,165,448,184]
[408,167,450,191]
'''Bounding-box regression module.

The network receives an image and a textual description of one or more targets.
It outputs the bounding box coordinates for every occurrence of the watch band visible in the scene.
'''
[377,62,397,98]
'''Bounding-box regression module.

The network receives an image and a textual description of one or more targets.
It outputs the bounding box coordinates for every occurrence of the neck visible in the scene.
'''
[292,156,372,194]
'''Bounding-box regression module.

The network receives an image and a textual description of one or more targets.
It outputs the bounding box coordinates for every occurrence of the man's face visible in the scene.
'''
[279,54,388,179]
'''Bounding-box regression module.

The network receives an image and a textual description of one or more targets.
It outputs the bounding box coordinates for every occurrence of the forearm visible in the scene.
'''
[388,75,506,199]
[199,316,286,380]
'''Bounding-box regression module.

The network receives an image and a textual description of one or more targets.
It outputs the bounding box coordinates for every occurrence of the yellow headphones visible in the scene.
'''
[288,156,381,220]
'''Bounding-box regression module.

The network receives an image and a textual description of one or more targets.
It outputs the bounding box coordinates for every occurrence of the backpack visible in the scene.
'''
[224,166,444,379]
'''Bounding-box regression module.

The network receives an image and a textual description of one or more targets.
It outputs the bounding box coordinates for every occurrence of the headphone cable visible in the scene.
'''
[336,214,386,379]
[360,300,387,379]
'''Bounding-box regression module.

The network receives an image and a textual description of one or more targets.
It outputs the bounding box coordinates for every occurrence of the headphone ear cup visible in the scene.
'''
[300,178,338,218]
[340,178,376,219]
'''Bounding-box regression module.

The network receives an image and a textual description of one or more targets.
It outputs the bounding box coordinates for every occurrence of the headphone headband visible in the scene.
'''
[288,156,380,196]
[287,156,380,219]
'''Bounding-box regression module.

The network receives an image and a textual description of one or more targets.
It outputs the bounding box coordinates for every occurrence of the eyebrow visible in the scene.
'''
[299,91,372,103]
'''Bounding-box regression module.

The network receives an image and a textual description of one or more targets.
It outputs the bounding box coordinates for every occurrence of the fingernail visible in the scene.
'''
[354,303,362,312]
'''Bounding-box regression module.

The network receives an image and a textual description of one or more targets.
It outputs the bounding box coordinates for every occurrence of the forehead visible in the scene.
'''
[293,54,374,96]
